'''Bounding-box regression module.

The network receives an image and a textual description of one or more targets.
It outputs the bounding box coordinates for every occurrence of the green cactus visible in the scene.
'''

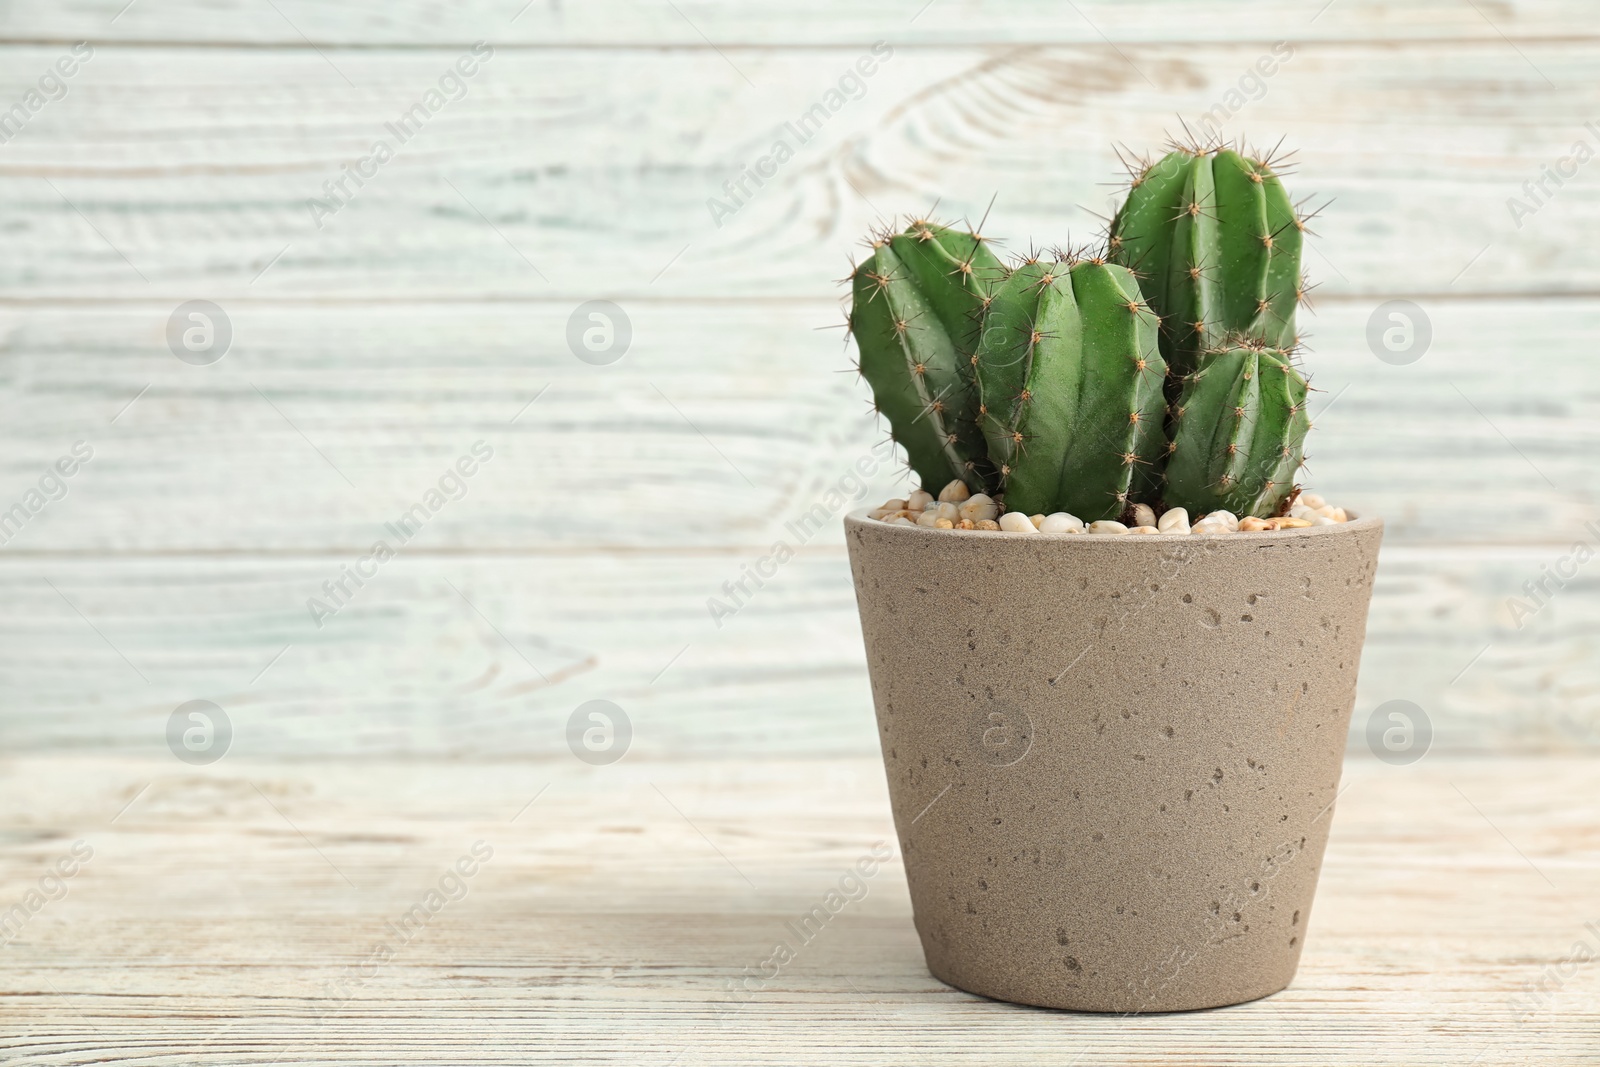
[847,141,1319,524]
[1164,341,1310,518]
[849,218,1004,492]
[1110,145,1305,386]
[973,253,1168,521]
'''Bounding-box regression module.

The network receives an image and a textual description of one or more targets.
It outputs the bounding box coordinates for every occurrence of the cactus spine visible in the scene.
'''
[974,254,1167,520]
[1165,341,1310,517]
[849,219,1003,492]
[1110,146,1305,387]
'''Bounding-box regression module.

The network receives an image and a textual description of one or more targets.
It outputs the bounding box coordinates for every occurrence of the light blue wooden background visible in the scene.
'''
[0,1,1596,760]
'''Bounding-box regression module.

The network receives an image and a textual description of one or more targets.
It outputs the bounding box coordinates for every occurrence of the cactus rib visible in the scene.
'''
[850,220,1003,492]
[974,255,1168,521]
[1111,146,1305,387]
[1164,342,1310,518]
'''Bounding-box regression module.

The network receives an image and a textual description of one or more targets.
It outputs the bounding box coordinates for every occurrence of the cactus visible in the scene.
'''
[973,253,1167,521]
[1164,341,1310,518]
[847,140,1318,522]
[1109,144,1306,386]
[849,218,1004,492]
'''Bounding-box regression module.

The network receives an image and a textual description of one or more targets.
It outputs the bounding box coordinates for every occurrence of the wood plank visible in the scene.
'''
[2,753,1595,1064]
[0,43,1595,299]
[0,298,1593,552]
[0,1,1591,46]
[0,549,1592,758]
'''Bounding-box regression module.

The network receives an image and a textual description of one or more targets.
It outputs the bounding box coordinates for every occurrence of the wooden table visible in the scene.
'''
[4,753,1596,1065]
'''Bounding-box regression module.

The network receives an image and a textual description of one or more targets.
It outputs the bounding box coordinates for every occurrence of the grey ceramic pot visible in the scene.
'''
[845,511,1384,1012]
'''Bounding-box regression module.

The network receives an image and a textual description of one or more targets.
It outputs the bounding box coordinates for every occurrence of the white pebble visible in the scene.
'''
[881,498,908,513]
[889,516,916,526]
[1192,520,1230,536]
[1199,510,1240,532]
[1299,491,1326,509]
[1157,507,1190,534]
[935,501,960,522]
[938,479,971,504]
[998,512,1039,534]
[1088,520,1130,535]
[1130,504,1157,528]
[1310,515,1338,526]
[1129,525,1160,535]
[1289,504,1318,521]
[907,490,934,513]
[959,494,999,523]
[917,510,941,528]
[1039,512,1085,534]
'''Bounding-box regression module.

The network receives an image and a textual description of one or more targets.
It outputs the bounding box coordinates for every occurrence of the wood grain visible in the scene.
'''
[0,298,1594,553]
[2,753,1596,1065]
[1,7,1597,1059]
[0,549,1593,759]
[0,1,1592,46]
[0,43,1595,300]
[0,25,1592,760]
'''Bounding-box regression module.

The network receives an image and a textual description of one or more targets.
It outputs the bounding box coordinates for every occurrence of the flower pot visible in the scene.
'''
[845,511,1384,1012]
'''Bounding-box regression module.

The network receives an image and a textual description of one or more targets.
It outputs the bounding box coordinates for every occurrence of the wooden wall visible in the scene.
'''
[1,1,1596,758]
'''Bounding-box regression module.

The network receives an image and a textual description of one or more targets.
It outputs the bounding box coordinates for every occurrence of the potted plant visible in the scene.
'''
[843,141,1383,1012]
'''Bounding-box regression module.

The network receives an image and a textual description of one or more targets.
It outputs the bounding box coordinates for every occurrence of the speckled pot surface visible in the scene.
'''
[845,511,1384,1013]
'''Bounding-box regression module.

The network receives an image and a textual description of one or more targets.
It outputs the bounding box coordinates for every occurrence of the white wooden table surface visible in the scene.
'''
[2,2,1598,1062]
[4,754,1599,1065]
